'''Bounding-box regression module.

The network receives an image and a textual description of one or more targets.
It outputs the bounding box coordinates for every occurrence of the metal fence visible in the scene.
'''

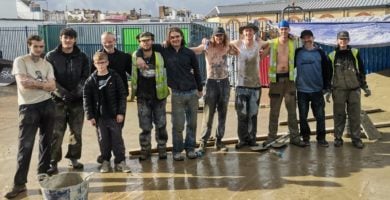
[0,26,38,60]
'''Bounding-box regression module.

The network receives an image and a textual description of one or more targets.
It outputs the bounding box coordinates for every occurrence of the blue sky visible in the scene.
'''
[45,0,268,16]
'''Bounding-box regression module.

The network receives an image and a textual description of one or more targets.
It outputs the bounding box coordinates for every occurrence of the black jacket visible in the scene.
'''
[83,69,127,120]
[92,48,132,96]
[294,45,332,91]
[45,45,90,101]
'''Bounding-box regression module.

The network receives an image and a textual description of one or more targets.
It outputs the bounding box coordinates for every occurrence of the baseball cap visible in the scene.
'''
[300,30,313,38]
[213,27,225,35]
[337,31,350,39]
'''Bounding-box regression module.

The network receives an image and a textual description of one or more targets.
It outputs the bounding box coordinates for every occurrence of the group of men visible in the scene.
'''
[5,20,371,199]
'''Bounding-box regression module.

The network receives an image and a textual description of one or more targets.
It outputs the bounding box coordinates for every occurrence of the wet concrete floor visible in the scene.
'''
[0,71,390,200]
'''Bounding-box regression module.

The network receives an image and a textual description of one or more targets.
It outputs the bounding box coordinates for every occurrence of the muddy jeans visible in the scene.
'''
[171,89,198,154]
[14,99,55,186]
[235,86,261,144]
[297,91,326,141]
[137,98,168,151]
[200,78,230,143]
[51,101,84,162]
[333,88,362,142]
[267,77,299,141]
[96,118,126,163]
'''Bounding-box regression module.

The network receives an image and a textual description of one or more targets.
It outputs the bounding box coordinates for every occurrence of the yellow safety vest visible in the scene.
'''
[131,52,169,100]
[269,38,296,83]
[328,48,359,73]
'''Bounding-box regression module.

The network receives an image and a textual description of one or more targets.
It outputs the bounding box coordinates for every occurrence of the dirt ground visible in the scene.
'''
[0,70,389,200]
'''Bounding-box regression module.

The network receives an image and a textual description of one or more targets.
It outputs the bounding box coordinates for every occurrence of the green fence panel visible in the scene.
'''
[122,28,142,54]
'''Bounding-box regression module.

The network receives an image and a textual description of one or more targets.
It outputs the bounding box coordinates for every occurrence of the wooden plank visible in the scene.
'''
[279,108,384,125]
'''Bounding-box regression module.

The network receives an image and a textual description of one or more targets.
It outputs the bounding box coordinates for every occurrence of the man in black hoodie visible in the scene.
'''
[45,28,90,174]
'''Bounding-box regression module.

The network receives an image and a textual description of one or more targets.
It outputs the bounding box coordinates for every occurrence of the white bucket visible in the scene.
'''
[39,172,93,200]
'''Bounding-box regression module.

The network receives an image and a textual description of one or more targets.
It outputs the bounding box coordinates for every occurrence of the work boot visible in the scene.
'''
[235,141,247,149]
[302,140,311,147]
[352,140,364,149]
[248,140,259,147]
[215,141,228,151]
[96,155,103,164]
[317,140,329,147]
[173,153,185,161]
[158,146,167,159]
[334,138,344,147]
[100,160,111,173]
[47,161,58,175]
[290,138,306,147]
[115,161,131,173]
[4,184,26,199]
[198,142,207,153]
[69,159,84,169]
[139,149,151,161]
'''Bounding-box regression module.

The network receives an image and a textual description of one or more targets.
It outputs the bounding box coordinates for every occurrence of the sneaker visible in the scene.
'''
[158,147,167,159]
[186,151,198,159]
[47,162,58,175]
[317,140,329,147]
[115,161,131,173]
[69,159,84,169]
[334,138,344,147]
[215,141,228,152]
[100,160,111,173]
[97,155,103,164]
[198,142,207,153]
[352,140,364,149]
[290,139,306,147]
[235,141,247,149]
[173,153,185,161]
[4,184,26,199]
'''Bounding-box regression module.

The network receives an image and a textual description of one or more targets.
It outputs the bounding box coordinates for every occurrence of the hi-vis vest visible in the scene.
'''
[328,48,360,74]
[269,38,296,83]
[131,52,169,100]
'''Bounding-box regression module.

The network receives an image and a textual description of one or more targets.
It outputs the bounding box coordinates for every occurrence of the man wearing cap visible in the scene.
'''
[131,32,169,160]
[328,31,371,149]
[45,28,90,174]
[262,20,305,147]
[295,30,332,147]
[230,23,266,148]
[191,27,238,152]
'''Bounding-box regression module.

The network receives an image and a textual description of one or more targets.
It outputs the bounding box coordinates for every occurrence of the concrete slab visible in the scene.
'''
[0,71,390,199]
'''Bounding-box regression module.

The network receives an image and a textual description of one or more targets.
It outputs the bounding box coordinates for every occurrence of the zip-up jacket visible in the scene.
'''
[45,45,90,101]
[83,69,127,120]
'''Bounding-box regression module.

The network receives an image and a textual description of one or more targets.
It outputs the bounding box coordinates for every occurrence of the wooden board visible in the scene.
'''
[360,110,382,140]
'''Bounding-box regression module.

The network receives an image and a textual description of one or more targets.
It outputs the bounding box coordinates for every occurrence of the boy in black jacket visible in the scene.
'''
[83,52,130,173]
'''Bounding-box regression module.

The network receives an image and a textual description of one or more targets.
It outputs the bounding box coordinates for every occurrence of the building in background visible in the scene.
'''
[159,6,204,22]
[206,0,390,24]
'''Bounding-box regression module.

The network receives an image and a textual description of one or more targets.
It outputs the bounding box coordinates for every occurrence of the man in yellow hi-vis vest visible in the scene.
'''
[262,20,305,147]
[327,31,371,149]
[131,32,169,160]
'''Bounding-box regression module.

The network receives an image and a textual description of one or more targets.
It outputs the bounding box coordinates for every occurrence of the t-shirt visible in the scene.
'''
[296,48,323,93]
[12,55,55,105]
[137,53,157,100]
[237,41,261,88]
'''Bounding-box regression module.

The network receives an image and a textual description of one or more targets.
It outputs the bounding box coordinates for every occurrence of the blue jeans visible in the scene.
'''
[200,78,230,143]
[297,91,326,141]
[235,87,261,144]
[14,99,55,186]
[171,89,199,154]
